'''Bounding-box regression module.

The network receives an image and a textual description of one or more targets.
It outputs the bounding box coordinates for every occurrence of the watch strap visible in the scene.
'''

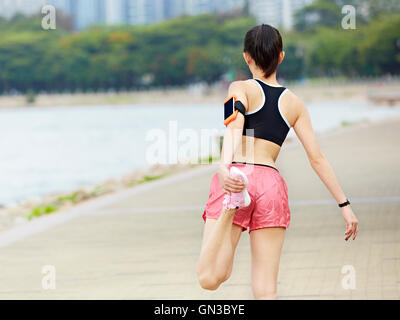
[339,199,350,208]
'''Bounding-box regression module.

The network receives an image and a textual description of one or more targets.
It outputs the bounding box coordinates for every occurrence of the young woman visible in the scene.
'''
[196,24,359,300]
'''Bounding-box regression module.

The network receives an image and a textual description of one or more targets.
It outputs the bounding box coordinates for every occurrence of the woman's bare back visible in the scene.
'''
[230,79,301,167]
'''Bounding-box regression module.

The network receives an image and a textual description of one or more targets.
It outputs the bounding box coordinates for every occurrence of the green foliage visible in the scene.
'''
[361,0,400,20]
[290,0,400,79]
[356,15,400,75]
[0,13,255,93]
[26,89,36,104]
[28,205,59,220]
[0,7,399,94]
[295,0,342,32]
[278,44,306,80]
[58,192,80,203]
[137,174,166,184]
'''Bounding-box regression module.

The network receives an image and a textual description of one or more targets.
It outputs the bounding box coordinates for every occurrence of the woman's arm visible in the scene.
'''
[293,98,359,240]
[218,81,248,194]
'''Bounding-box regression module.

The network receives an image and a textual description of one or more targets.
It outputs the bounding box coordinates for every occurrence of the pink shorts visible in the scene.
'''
[202,162,291,232]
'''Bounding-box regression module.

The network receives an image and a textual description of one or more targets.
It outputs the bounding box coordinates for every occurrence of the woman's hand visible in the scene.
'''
[217,165,246,194]
[342,206,359,241]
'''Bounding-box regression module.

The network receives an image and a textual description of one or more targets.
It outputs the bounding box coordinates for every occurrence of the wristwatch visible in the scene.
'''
[338,199,350,208]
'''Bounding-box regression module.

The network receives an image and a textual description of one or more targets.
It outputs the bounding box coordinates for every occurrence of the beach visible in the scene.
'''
[0,116,398,299]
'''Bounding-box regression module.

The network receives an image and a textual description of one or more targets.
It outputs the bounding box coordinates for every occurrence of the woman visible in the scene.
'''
[196,24,359,300]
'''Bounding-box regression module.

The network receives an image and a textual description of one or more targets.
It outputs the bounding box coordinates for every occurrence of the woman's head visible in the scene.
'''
[243,24,284,77]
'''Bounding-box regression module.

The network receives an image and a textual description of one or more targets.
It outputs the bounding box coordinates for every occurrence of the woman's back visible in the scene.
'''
[232,78,299,167]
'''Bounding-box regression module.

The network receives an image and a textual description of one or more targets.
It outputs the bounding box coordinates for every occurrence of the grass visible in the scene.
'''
[58,192,80,203]
[136,174,166,184]
[198,154,220,165]
[24,159,219,221]
[341,121,352,127]
[27,205,59,221]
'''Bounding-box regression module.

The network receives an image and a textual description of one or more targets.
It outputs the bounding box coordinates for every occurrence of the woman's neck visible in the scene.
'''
[251,71,279,86]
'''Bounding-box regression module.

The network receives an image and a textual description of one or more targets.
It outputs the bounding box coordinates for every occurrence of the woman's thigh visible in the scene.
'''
[200,218,243,252]
[250,227,286,299]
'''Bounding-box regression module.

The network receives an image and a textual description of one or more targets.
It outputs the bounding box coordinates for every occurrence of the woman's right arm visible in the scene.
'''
[292,97,359,240]
[218,81,248,194]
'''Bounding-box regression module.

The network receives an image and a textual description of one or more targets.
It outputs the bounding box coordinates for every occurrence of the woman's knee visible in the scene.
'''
[197,268,229,290]
[197,273,222,290]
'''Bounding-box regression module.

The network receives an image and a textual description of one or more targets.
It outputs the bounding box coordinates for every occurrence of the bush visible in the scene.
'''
[26,89,36,104]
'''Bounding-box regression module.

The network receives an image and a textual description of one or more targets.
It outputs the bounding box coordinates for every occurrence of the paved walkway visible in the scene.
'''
[0,118,399,299]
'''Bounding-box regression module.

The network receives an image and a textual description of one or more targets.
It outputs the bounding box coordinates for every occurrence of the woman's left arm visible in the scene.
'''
[293,97,359,241]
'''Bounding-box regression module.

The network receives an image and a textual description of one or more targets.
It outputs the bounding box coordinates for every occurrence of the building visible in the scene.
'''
[0,0,312,31]
[164,0,185,19]
[249,0,282,28]
[0,0,45,18]
[105,0,125,24]
[46,0,106,30]
[285,0,313,30]
[183,0,212,16]
[73,0,105,30]
[125,0,164,25]
[46,0,74,15]
[214,0,246,13]
[249,0,312,30]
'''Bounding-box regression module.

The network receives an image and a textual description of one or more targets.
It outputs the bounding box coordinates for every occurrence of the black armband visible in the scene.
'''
[234,101,246,117]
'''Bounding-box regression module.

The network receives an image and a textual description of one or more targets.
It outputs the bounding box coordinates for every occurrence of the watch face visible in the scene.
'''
[224,97,235,121]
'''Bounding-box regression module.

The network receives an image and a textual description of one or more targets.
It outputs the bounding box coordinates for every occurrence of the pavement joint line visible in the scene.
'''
[0,164,218,249]
[93,196,400,215]
[0,193,397,249]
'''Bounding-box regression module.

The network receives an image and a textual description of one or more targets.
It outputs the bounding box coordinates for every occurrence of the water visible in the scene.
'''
[0,101,399,205]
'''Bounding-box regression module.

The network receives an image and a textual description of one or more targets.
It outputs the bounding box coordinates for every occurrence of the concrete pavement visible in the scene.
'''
[0,118,399,299]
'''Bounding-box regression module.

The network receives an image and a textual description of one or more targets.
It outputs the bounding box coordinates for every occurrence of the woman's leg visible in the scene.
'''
[197,208,243,290]
[250,227,286,300]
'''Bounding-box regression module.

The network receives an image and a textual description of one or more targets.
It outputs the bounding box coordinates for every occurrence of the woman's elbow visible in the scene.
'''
[309,153,326,167]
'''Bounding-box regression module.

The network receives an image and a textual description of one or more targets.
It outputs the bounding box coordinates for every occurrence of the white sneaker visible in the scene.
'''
[222,166,251,209]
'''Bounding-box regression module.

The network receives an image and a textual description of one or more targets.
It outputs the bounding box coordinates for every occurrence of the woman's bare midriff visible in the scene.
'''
[232,136,281,168]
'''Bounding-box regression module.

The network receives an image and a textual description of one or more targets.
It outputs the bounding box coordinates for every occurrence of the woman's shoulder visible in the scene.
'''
[282,87,306,109]
[279,87,308,126]
[228,80,251,90]
[228,79,260,96]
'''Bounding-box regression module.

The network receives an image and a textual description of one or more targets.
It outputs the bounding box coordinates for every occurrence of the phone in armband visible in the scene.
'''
[224,95,238,126]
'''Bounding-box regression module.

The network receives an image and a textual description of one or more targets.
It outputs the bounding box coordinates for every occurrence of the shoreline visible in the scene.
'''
[1,81,400,108]
[0,162,201,233]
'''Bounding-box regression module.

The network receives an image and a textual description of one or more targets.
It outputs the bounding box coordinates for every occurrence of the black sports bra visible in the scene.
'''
[243,79,291,147]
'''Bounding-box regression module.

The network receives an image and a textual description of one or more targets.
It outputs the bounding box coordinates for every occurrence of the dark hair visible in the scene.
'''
[244,24,283,77]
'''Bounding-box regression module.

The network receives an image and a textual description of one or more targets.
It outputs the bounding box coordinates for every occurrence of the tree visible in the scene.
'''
[294,0,342,32]
[357,14,400,75]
